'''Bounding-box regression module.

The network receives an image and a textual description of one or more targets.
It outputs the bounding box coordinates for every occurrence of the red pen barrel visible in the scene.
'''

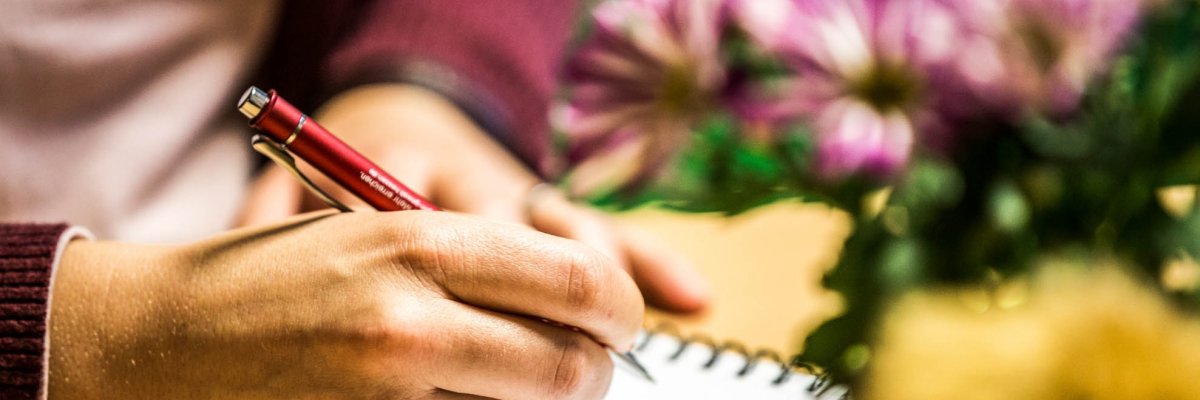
[247,89,439,212]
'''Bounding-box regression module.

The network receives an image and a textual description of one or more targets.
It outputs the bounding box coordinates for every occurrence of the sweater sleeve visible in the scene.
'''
[256,0,581,177]
[0,223,71,400]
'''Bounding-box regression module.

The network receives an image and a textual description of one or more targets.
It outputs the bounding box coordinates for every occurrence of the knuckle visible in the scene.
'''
[546,335,606,398]
[383,214,458,289]
[380,213,432,250]
[563,247,608,316]
[350,298,431,357]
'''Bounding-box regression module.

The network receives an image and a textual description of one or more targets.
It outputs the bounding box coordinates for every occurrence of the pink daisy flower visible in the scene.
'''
[562,0,729,195]
[733,0,974,180]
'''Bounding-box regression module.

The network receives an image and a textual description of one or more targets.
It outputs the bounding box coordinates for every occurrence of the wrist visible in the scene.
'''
[49,240,178,399]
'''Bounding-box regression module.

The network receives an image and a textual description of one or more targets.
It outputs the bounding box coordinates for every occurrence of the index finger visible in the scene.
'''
[383,211,645,351]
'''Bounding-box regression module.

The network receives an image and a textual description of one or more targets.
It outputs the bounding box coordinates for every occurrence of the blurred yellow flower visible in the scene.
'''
[866,266,1200,400]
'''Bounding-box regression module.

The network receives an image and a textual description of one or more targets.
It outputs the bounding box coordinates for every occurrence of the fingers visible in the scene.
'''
[312,83,523,220]
[527,190,627,270]
[418,299,614,400]
[525,191,711,314]
[236,165,304,227]
[429,149,541,225]
[432,176,535,225]
[389,212,644,352]
[621,227,712,314]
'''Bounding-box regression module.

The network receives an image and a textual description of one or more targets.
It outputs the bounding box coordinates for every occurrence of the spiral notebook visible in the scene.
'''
[605,325,849,399]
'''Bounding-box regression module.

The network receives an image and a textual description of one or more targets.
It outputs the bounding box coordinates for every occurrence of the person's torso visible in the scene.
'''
[0,0,280,242]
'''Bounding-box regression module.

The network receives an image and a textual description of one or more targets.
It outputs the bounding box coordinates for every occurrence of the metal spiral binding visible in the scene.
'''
[639,321,846,398]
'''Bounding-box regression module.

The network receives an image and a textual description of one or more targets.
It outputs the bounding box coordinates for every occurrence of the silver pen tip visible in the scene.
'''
[613,350,655,383]
[238,86,270,119]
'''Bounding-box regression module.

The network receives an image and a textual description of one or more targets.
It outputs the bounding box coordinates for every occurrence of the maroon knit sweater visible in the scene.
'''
[0,224,69,400]
[0,1,579,398]
[258,0,580,176]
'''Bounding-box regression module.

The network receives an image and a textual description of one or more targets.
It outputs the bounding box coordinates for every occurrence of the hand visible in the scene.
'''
[49,211,642,399]
[237,84,710,313]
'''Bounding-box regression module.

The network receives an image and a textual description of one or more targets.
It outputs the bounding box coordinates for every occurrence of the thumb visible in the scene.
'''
[236,165,305,227]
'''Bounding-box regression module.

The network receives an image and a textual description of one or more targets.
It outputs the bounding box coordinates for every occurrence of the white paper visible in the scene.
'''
[604,331,849,399]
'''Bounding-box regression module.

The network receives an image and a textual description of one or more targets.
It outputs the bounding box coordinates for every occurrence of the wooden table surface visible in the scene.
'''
[613,201,851,355]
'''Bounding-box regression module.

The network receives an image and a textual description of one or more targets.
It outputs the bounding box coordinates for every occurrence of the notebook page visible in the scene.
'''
[605,331,848,399]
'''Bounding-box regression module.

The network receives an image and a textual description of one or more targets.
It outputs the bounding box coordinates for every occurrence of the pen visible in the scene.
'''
[236,86,655,383]
[238,86,438,212]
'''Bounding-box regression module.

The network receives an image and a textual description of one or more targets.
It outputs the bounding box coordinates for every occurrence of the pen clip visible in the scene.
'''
[250,134,354,213]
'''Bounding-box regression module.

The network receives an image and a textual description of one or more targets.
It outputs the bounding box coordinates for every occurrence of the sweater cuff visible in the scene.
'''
[0,224,88,400]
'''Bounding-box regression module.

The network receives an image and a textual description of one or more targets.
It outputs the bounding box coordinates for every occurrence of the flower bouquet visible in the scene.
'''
[555,0,1200,389]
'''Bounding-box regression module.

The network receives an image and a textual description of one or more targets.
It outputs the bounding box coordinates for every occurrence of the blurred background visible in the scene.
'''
[562,0,1200,397]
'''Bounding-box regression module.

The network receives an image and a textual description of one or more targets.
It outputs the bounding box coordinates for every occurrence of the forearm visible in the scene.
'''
[47,240,176,399]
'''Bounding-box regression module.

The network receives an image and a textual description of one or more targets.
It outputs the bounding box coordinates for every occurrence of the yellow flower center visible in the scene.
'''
[1018,21,1064,73]
[850,61,922,111]
[658,63,708,115]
